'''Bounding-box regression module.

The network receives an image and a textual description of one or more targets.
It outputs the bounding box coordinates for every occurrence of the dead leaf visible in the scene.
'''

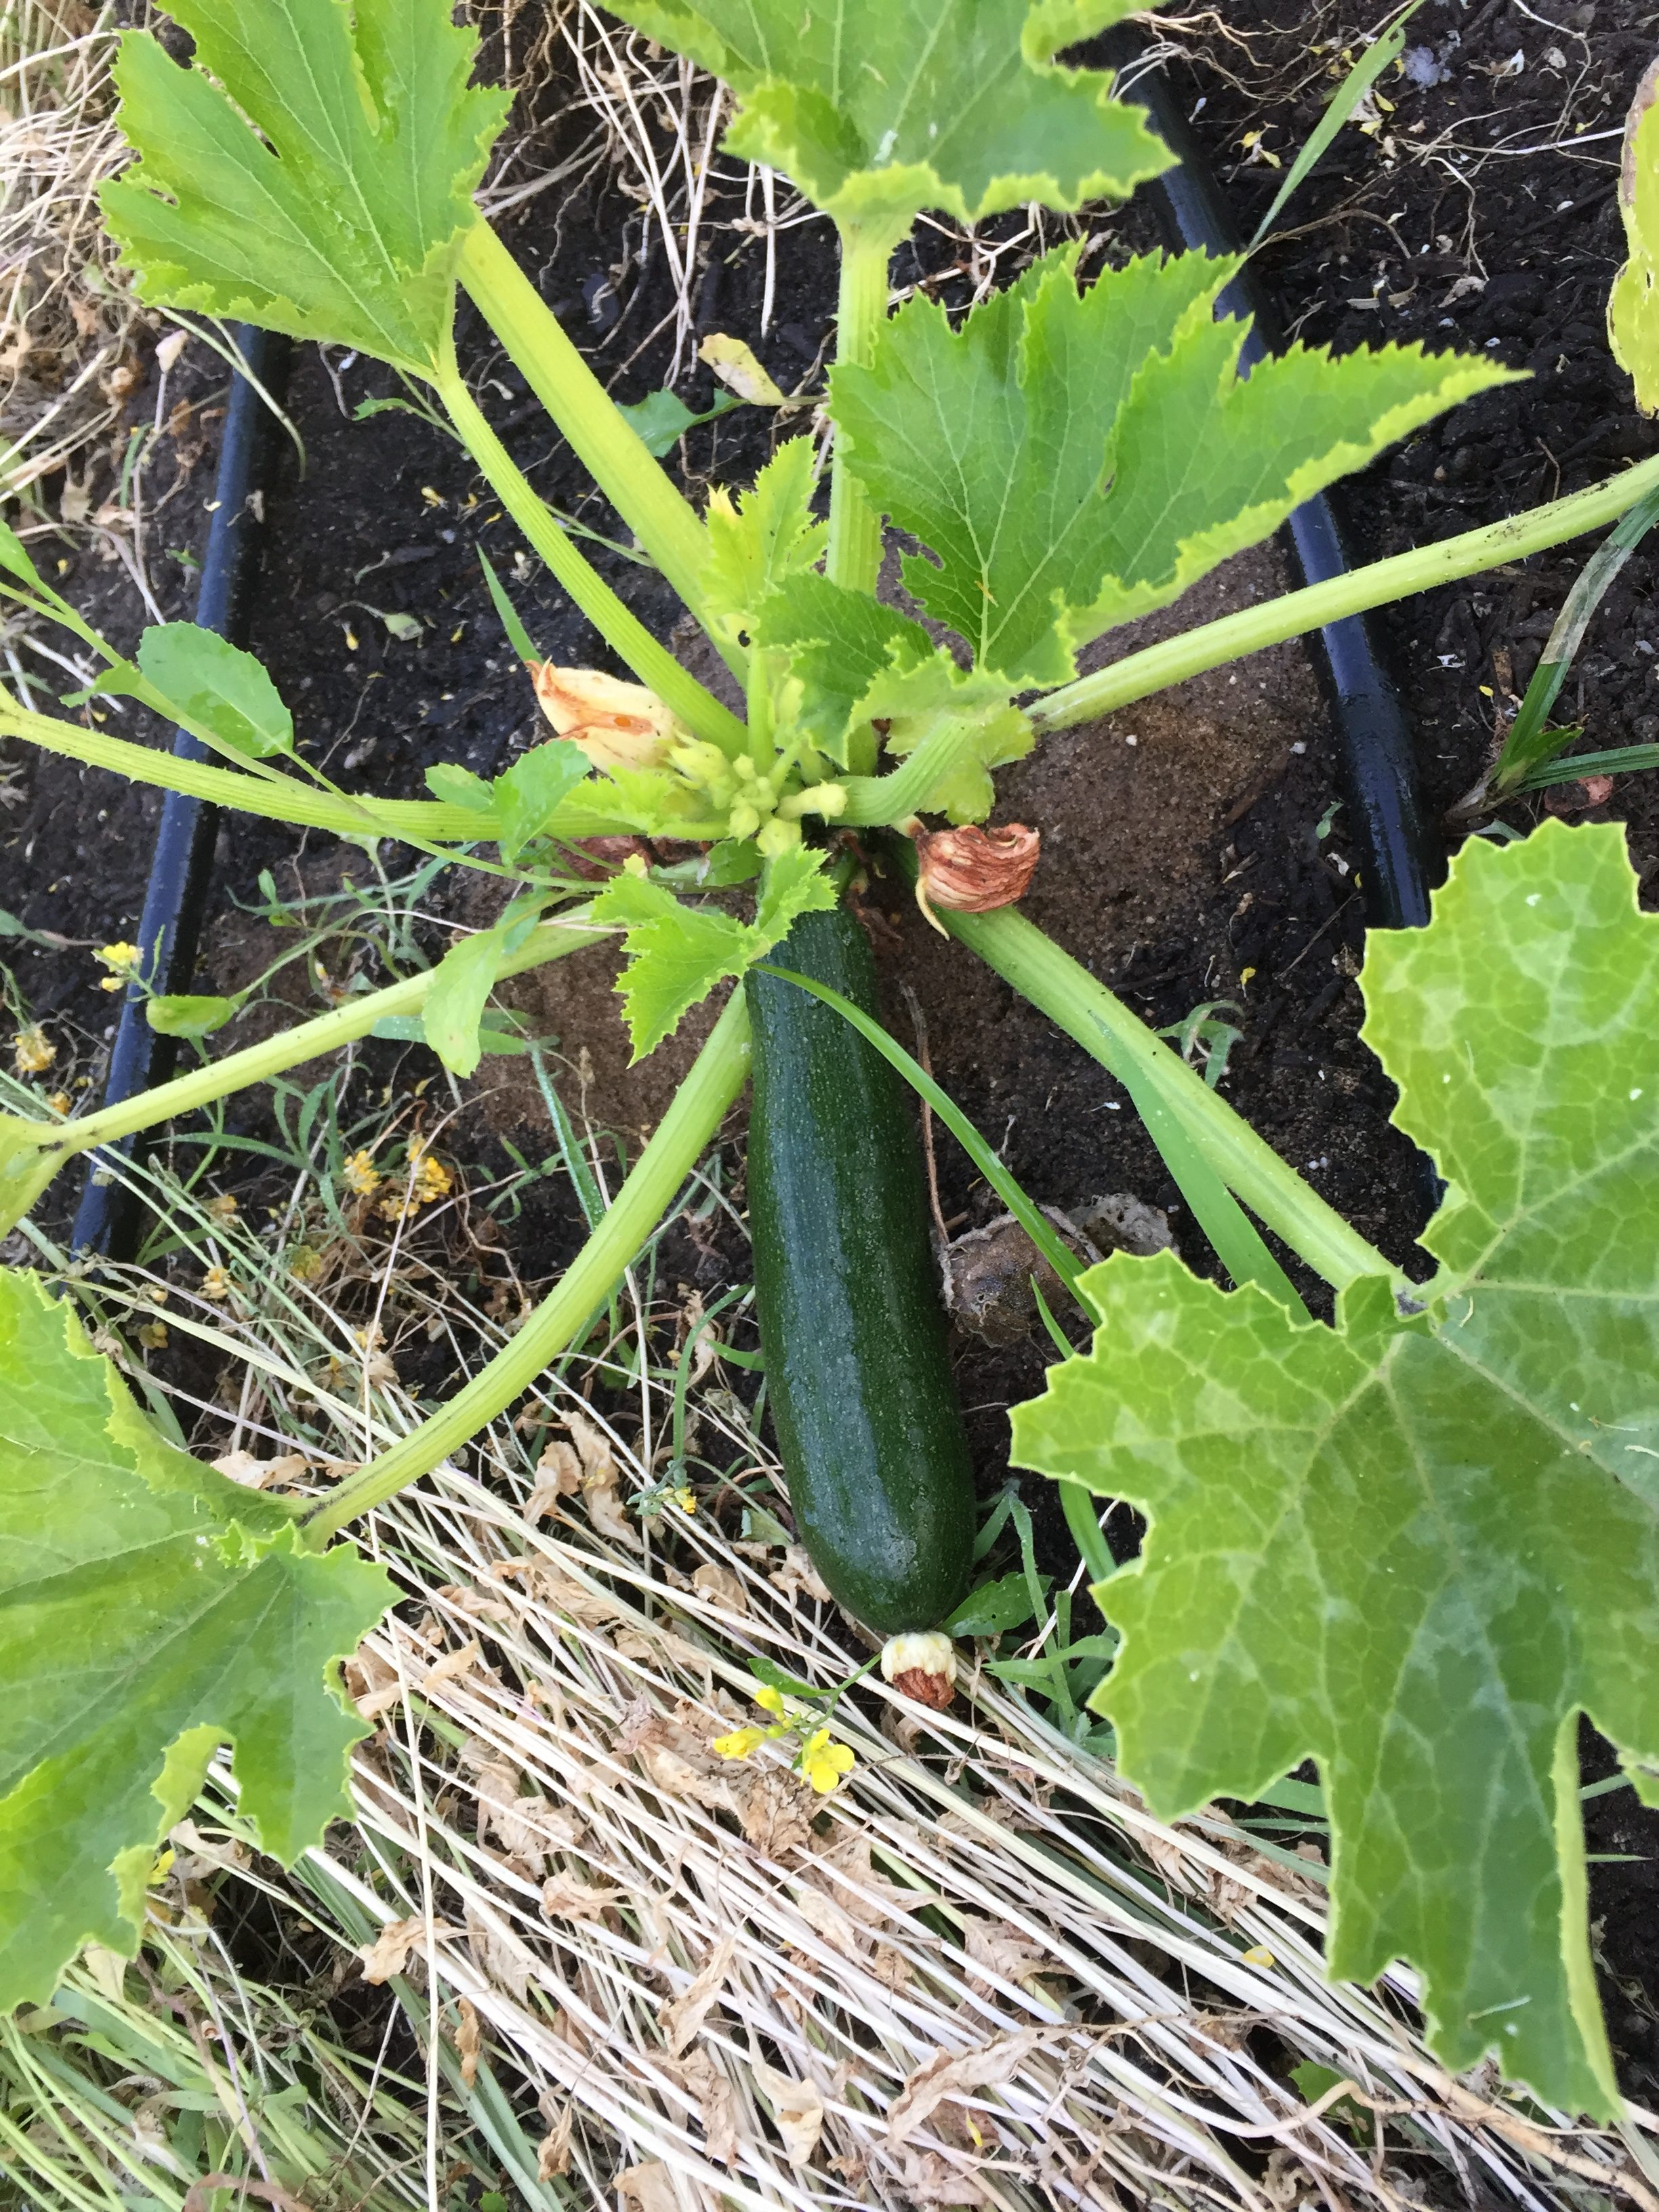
[690,1561,749,1615]
[699,331,787,405]
[887,2030,1044,2146]
[898,2150,989,2206]
[586,1478,643,1551]
[813,1833,925,1933]
[540,1871,626,1919]
[357,1916,459,1985]
[663,1935,737,2055]
[677,2047,740,2167]
[565,1408,617,1484]
[465,1754,550,1862]
[212,1448,308,1490]
[768,1545,833,1603]
[615,2161,678,2212]
[422,1637,483,1692]
[466,1904,535,2003]
[737,1766,815,1856]
[537,2104,573,2179]
[344,1642,402,1720]
[455,1996,482,2088]
[751,2055,825,2164]
[963,1916,1050,1997]
[527,1438,582,1520]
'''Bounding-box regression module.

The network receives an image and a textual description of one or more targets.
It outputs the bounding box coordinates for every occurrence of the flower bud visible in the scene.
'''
[914,823,1040,935]
[756,815,802,857]
[727,800,762,842]
[531,663,683,772]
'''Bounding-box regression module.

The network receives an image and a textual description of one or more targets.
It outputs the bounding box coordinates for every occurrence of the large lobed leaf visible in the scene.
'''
[832,246,1521,686]
[597,0,1171,235]
[1011,821,1659,2114]
[103,0,508,375]
[0,1271,392,2008]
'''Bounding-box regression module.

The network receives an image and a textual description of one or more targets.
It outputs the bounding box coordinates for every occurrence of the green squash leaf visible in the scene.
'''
[491,742,593,867]
[703,437,826,649]
[1010,821,1659,2115]
[758,572,1029,813]
[593,848,836,1059]
[102,0,508,377]
[422,901,544,1078]
[0,1115,63,1239]
[1610,59,1659,415]
[136,625,294,760]
[832,245,1522,686]
[618,386,746,457]
[600,0,1171,237]
[146,994,238,1038]
[0,1270,392,2008]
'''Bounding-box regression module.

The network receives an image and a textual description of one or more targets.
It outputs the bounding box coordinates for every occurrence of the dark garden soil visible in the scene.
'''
[5,0,1659,2118]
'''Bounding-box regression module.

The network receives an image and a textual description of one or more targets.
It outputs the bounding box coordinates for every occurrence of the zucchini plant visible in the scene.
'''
[2,0,1658,2120]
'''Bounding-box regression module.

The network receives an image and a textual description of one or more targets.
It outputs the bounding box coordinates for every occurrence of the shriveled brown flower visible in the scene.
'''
[530,663,682,772]
[914,822,1040,933]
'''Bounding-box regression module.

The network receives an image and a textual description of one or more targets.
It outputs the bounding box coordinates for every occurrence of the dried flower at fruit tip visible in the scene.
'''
[11,1025,55,1075]
[531,663,685,772]
[914,823,1040,934]
[880,1630,958,1710]
[798,1727,857,1794]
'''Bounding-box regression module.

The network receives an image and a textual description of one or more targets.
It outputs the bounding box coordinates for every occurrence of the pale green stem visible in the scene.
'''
[457,222,724,659]
[306,989,752,1540]
[1035,449,1659,735]
[435,369,749,757]
[949,904,1395,1292]
[825,224,894,601]
[0,697,487,840]
[6,912,607,1166]
[838,715,994,826]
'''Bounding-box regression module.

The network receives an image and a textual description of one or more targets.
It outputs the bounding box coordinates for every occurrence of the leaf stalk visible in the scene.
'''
[304,987,752,1540]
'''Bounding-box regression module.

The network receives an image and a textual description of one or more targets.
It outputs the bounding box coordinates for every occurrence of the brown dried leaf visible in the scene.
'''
[455,1996,482,2088]
[751,2056,825,2165]
[536,2106,573,2181]
[422,1637,483,1692]
[540,1871,626,1919]
[663,1935,737,2055]
[898,2149,989,2206]
[466,1904,535,2003]
[963,1916,1050,1997]
[887,2030,1044,2146]
[615,2160,681,2212]
[357,1915,460,1985]
[690,1561,749,1615]
[768,1545,833,1604]
[677,2047,740,2167]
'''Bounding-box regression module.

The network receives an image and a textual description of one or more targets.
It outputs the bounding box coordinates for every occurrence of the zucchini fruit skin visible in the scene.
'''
[745,904,975,1635]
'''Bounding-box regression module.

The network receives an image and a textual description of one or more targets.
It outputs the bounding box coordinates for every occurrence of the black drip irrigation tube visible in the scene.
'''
[1120,50,1439,937]
[71,327,290,1263]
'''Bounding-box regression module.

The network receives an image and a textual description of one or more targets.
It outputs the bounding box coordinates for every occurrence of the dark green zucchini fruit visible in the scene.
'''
[744,903,975,1635]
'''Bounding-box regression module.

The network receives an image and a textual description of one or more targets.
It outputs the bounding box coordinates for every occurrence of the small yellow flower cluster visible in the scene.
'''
[712,1682,857,1796]
[45,1090,71,1116]
[207,1192,238,1222]
[11,1025,55,1075]
[96,941,142,992]
[201,1264,233,1301]
[342,1147,382,1197]
[377,1147,454,1221]
[136,1320,168,1351]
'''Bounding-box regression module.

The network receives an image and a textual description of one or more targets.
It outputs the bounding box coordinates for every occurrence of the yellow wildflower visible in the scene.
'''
[670,1486,697,1514]
[798,1727,855,1796]
[96,941,141,991]
[342,1148,382,1197]
[289,1245,324,1283]
[754,1684,786,1719]
[11,1025,55,1075]
[713,1727,769,1762]
[207,1192,238,1221]
[202,1264,232,1301]
[411,1152,452,1206]
[136,1320,168,1351]
[46,1090,71,1115]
